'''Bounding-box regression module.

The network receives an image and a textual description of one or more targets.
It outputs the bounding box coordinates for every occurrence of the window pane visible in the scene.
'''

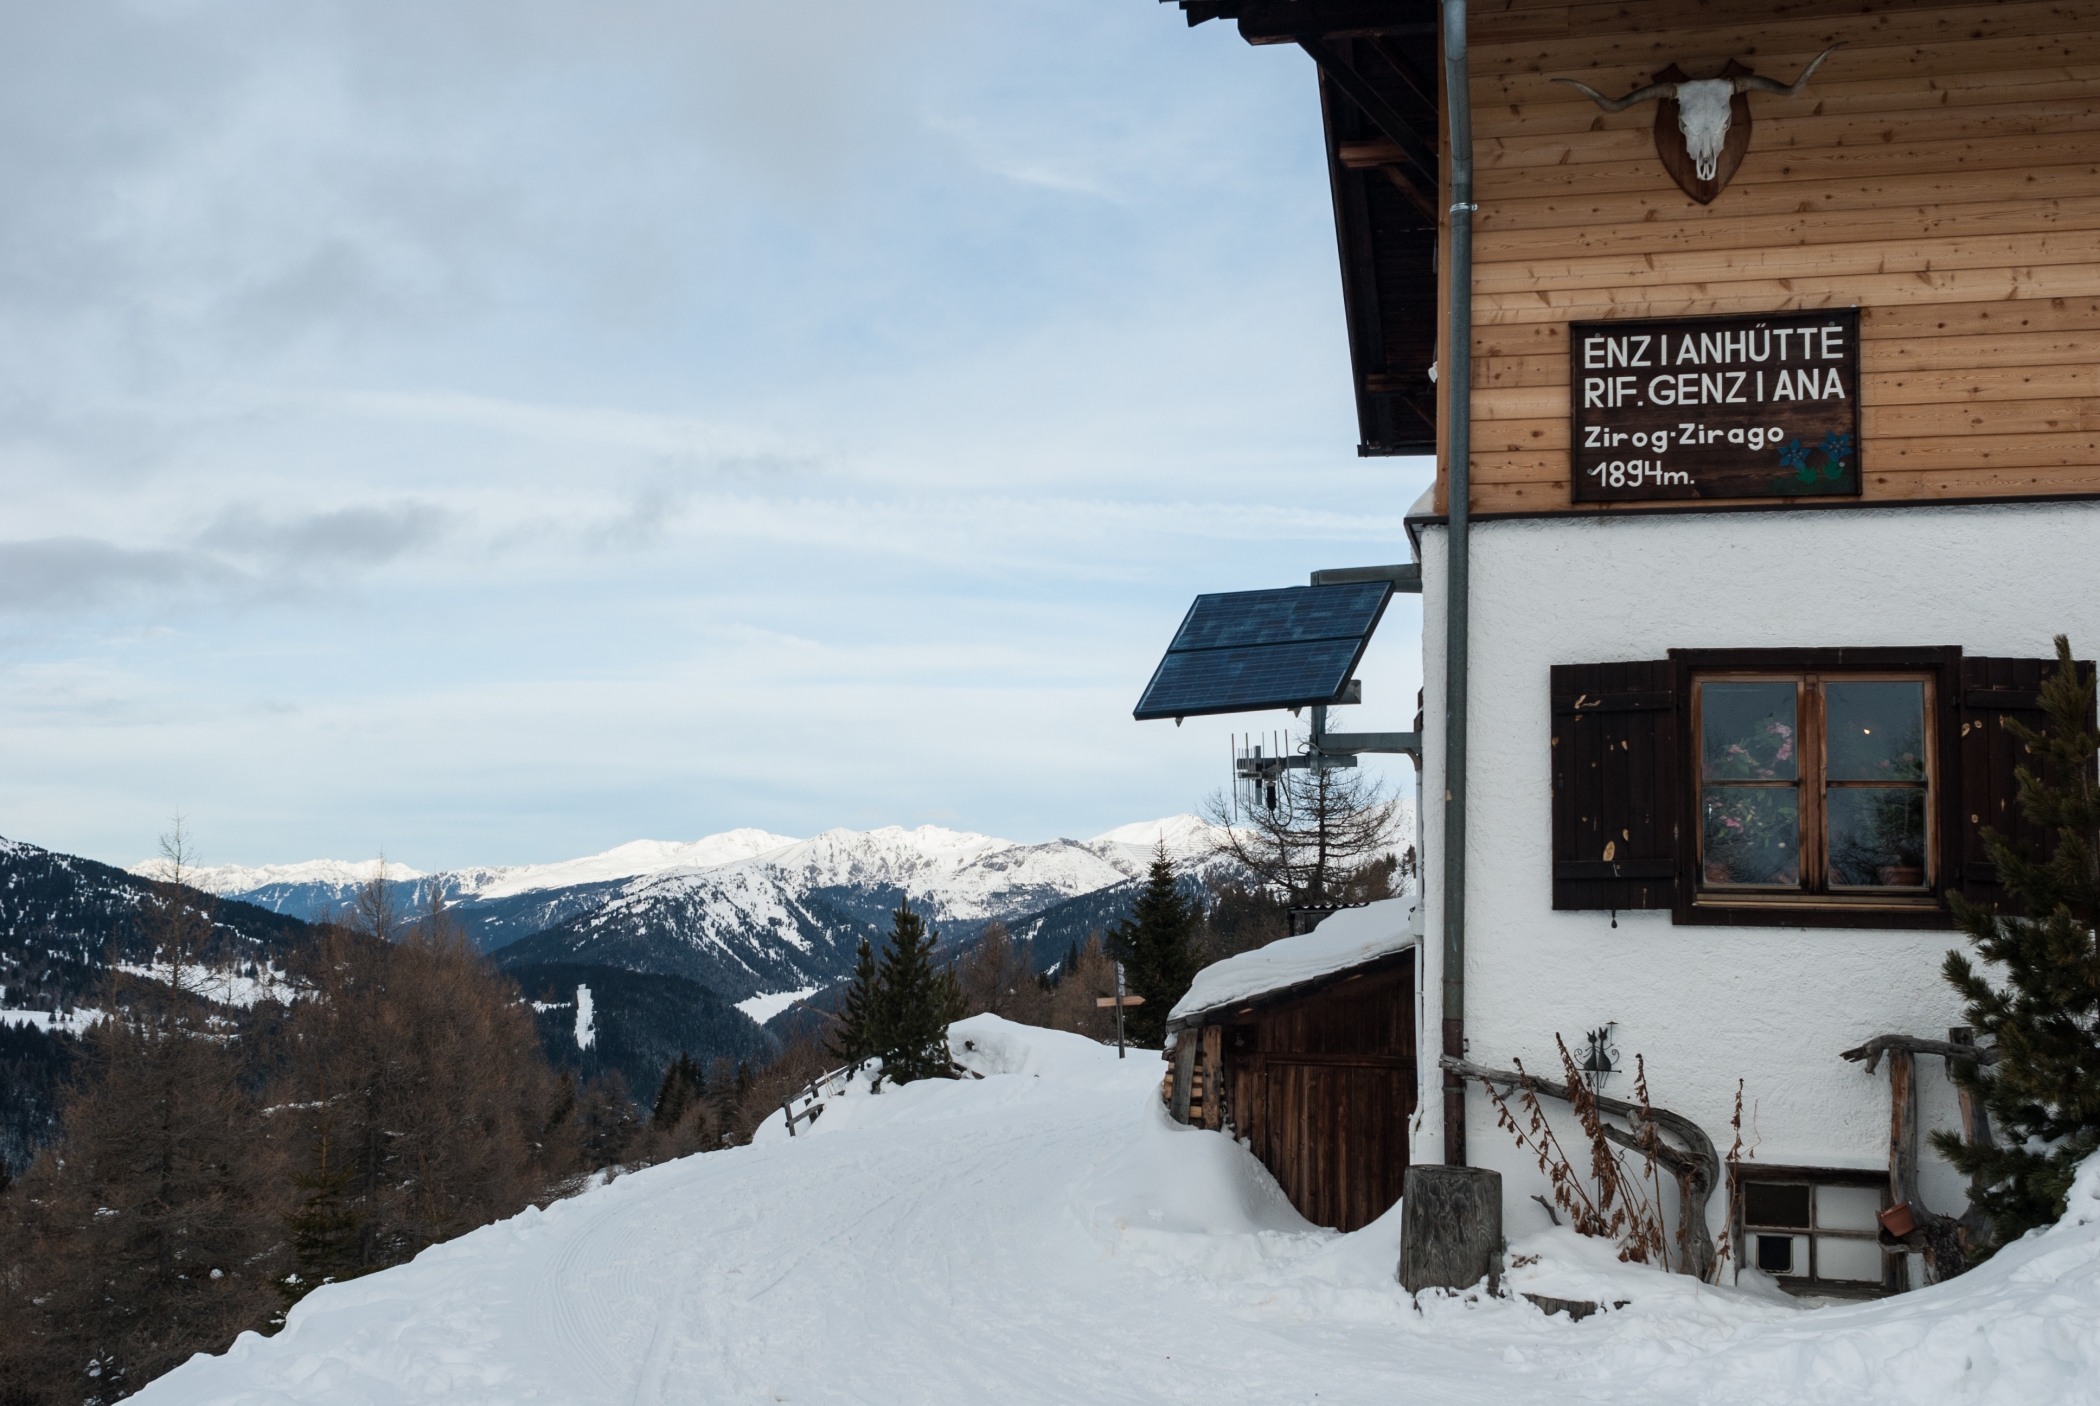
[1755,1234,1796,1274]
[1828,788,1927,887]
[1825,682,1927,781]
[1702,682,1799,780]
[1815,1185,1883,1233]
[1815,1236,1884,1283]
[1744,1182,1812,1229]
[1702,788,1800,886]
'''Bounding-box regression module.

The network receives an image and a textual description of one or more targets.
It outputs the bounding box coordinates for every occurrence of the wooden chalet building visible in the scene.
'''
[1152,0,2100,1295]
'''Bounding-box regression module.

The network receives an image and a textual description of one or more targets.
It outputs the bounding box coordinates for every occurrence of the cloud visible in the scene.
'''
[197,502,449,570]
[0,537,246,612]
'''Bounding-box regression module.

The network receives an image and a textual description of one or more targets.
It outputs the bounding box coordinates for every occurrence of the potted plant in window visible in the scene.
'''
[1702,717,1799,885]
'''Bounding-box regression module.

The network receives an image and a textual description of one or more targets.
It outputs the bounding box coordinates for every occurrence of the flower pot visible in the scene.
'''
[1878,1202,1916,1238]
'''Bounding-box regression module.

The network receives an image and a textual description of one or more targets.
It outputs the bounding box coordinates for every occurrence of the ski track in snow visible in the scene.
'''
[134,1017,2099,1406]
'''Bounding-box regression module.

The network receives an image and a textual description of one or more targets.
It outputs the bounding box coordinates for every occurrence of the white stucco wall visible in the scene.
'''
[1411,499,2100,1249]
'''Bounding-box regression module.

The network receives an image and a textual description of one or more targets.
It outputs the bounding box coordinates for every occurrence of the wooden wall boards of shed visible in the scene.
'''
[1185,950,1417,1233]
[1436,0,2100,517]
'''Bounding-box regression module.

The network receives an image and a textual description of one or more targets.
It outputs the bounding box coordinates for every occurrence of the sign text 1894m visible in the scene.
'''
[1569,309,1861,503]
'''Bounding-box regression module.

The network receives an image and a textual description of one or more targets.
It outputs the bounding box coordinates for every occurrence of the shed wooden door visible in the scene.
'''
[1232,955,1415,1233]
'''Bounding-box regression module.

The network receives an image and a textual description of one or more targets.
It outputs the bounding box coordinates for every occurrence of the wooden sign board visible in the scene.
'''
[1569,309,1861,503]
[1096,995,1146,1007]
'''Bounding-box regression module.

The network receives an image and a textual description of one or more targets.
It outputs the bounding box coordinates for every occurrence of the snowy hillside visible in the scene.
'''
[137,1016,2100,1406]
[489,819,1242,998]
[126,832,801,945]
[121,810,1414,1005]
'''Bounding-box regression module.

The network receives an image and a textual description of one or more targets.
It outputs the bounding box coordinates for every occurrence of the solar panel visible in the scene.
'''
[1132,581,1393,721]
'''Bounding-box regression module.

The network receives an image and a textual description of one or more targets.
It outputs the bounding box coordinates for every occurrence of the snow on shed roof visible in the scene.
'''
[1168,897,1416,1028]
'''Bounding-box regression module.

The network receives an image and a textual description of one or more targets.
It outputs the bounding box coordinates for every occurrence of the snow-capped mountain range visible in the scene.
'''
[128,816,1244,1004]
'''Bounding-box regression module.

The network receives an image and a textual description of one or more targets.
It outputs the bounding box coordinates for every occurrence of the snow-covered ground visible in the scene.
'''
[0,1004,103,1034]
[113,961,297,1009]
[133,1016,2098,1406]
[735,986,818,1024]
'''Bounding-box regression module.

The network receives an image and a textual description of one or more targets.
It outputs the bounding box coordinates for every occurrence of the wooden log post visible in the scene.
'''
[1169,1033,1197,1125]
[1948,1027,1993,1149]
[1948,1026,1997,1258]
[1888,1048,1920,1212]
[1397,1165,1503,1296]
[1848,1032,1976,1284]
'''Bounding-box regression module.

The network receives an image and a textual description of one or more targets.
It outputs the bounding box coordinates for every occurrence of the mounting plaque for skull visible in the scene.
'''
[1654,62,1749,203]
[1557,45,1841,204]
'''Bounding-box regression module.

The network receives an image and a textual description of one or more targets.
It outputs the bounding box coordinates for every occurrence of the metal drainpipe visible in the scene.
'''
[1439,0,1474,1168]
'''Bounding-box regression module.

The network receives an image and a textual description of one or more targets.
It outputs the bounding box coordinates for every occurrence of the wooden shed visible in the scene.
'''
[1166,904,1418,1233]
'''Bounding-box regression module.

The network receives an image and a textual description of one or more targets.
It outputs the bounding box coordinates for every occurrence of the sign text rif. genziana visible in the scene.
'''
[1569,309,1862,502]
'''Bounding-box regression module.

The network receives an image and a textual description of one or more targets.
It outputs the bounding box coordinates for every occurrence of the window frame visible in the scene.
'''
[1670,648,1962,930]
[1732,1164,1899,1297]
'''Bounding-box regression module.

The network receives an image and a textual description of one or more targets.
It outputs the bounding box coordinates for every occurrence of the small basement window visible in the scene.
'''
[1739,1173,1890,1295]
[1694,672,1934,905]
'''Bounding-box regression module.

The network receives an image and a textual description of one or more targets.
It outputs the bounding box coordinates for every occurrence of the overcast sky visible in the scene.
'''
[0,0,1432,871]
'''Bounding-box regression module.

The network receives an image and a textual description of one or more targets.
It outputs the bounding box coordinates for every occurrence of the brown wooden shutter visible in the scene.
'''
[1551,661,1678,910]
[1955,654,2093,912]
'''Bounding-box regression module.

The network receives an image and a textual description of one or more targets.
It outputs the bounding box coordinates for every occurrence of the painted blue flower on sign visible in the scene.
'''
[1820,432,1854,476]
[1776,431,1853,487]
[1778,437,1814,483]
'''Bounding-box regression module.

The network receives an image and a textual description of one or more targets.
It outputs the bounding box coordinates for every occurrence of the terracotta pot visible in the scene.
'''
[1878,866,1926,887]
[1878,1202,1916,1238]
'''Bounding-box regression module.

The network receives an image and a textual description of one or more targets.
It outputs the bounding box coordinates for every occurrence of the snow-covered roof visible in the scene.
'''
[1168,897,1417,1027]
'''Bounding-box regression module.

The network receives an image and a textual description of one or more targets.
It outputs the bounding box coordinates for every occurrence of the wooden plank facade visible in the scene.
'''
[1177,952,1417,1232]
[1446,0,2100,514]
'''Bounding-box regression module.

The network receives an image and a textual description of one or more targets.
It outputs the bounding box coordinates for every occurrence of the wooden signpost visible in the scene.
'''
[1570,308,1861,503]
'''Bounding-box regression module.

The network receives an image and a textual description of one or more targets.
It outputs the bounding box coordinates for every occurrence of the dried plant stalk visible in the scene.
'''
[1481,1035,1688,1268]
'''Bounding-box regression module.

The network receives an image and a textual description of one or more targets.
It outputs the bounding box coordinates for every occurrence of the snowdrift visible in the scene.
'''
[136,1016,2100,1406]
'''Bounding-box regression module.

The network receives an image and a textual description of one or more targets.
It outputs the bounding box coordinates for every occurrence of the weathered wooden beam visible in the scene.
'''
[1889,1047,1922,1212]
[1378,164,1439,223]
[1841,1033,2001,1076]
[1440,1054,1719,1281]
[1296,41,1438,185]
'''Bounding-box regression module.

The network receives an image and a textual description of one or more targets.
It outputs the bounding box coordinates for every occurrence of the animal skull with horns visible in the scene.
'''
[1557,44,1842,194]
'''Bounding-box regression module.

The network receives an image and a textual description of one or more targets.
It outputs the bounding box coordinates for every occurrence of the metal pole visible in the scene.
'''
[1115,960,1127,1059]
[1441,0,1474,1168]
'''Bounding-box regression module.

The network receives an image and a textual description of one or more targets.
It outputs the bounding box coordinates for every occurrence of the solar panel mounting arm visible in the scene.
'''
[1309,563,1421,592]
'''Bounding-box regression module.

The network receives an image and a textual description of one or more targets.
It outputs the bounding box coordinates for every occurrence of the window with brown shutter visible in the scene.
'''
[1549,648,2082,929]
[1956,656,2096,914]
[1550,661,1679,912]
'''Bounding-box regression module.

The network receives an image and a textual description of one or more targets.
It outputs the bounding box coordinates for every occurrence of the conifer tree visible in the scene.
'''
[872,900,964,1084]
[1936,635,2100,1247]
[651,1052,704,1131]
[825,936,884,1066]
[1109,842,1203,1048]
